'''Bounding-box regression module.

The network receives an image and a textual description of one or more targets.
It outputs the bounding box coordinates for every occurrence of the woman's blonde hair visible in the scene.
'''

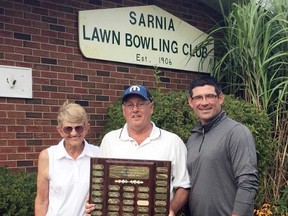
[57,100,88,126]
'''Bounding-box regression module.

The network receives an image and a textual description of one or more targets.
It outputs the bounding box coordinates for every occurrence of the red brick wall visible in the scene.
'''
[0,0,220,171]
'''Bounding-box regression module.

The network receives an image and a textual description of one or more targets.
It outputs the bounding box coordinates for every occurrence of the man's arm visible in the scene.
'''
[169,187,190,216]
[230,125,259,216]
[169,136,191,215]
[34,149,49,216]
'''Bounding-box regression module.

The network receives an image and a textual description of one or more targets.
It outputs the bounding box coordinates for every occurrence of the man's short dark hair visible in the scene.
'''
[188,76,222,98]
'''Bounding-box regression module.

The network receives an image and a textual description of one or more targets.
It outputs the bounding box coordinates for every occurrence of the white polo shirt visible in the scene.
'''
[46,139,100,216]
[100,122,191,199]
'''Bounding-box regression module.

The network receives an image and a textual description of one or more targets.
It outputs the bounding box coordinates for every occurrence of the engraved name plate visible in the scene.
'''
[89,158,171,216]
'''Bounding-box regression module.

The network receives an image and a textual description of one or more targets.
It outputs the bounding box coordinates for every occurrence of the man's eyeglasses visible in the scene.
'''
[191,94,218,102]
[123,101,150,110]
[62,125,85,134]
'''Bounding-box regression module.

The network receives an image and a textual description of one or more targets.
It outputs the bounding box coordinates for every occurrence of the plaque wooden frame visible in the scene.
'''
[89,157,171,216]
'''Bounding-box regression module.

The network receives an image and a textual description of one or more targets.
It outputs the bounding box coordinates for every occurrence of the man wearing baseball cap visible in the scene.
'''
[86,84,190,216]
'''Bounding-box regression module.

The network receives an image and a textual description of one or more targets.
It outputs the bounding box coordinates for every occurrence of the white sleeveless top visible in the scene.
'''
[46,139,100,216]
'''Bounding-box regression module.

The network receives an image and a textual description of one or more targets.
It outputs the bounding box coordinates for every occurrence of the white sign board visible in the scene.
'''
[78,5,213,73]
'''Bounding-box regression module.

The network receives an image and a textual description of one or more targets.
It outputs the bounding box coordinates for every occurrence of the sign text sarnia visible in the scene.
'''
[78,5,214,73]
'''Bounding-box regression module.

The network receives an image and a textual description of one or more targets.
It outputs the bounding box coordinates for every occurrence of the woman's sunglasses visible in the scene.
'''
[62,125,85,134]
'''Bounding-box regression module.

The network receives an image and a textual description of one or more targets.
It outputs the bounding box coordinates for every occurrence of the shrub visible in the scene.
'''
[0,167,36,216]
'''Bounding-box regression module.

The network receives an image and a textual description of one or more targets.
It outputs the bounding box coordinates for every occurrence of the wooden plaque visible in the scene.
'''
[89,158,171,216]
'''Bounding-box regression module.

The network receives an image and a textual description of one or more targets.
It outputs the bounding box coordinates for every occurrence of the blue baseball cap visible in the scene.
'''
[122,85,153,103]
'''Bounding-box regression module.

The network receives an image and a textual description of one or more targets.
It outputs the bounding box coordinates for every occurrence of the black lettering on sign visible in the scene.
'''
[82,25,120,45]
[129,11,175,31]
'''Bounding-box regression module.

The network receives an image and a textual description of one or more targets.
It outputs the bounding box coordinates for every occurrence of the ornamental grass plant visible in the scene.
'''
[198,0,288,214]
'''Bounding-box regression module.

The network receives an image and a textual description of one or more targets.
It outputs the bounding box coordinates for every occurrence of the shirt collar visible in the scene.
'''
[55,139,94,159]
[192,110,226,134]
[119,122,161,141]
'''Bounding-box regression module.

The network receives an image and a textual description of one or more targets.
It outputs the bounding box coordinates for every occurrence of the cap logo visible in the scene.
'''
[129,85,141,92]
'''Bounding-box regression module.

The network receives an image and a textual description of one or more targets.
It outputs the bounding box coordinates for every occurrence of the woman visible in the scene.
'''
[35,101,100,216]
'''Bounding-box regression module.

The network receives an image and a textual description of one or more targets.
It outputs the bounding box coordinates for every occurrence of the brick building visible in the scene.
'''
[0,0,221,171]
